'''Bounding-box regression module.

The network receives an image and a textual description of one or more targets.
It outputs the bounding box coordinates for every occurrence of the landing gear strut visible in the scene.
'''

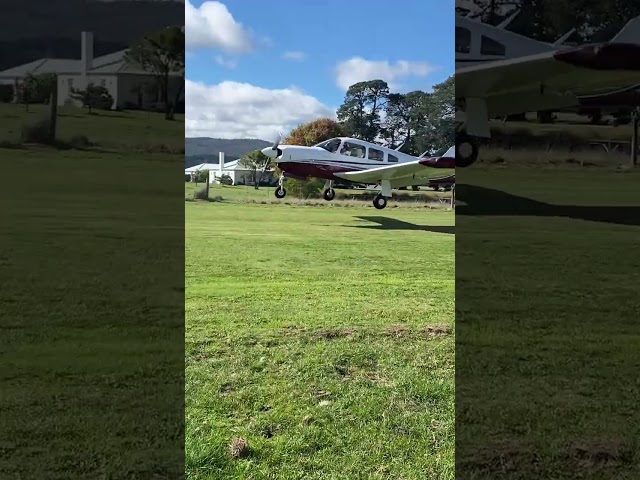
[323,180,335,201]
[274,173,286,199]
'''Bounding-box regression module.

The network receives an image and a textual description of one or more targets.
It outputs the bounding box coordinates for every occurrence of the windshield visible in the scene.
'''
[315,138,342,153]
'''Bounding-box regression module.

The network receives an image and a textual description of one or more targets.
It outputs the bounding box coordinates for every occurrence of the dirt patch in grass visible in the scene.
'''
[567,438,632,468]
[462,440,539,473]
[384,324,451,339]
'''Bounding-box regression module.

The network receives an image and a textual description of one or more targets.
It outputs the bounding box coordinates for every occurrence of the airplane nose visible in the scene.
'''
[262,147,276,158]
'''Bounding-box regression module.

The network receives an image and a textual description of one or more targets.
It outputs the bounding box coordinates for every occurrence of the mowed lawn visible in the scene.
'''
[456,162,640,479]
[0,105,185,478]
[185,202,455,479]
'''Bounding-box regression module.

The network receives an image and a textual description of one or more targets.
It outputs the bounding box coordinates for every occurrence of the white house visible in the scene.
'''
[185,152,274,185]
[0,31,184,110]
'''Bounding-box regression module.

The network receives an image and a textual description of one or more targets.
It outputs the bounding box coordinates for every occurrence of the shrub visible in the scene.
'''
[194,170,209,183]
[20,118,52,144]
[217,173,233,185]
[69,134,93,149]
[70,84,114,112]
[193,186,209,200]
[284,178,324,199]
[0,84,14,103]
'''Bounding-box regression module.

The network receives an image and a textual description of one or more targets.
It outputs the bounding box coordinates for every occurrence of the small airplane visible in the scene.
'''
[455,12,640,168]
[260,136,454,210]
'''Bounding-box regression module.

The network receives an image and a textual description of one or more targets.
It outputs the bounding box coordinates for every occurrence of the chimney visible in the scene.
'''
[81,32,94,78]
[219,152,224,172]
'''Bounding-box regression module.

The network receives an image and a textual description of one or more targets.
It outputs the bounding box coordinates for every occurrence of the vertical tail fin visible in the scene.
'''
[611,16,640,44]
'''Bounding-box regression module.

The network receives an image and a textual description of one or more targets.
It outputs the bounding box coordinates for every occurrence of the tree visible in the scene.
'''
[337,80,389,141]
[284,118,345,146]
[70,84,114,113]
[18,73,39,111]
[239,150,270,189]
[125,26,184,120]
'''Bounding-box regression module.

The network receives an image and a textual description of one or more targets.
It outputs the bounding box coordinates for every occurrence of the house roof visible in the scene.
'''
[184,160,270,173]
[0,48,184,78]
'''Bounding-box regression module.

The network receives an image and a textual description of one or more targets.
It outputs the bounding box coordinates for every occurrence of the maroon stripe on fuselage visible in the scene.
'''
[554,43,640,70]
[419,156,455,168]
[277,162,369,181]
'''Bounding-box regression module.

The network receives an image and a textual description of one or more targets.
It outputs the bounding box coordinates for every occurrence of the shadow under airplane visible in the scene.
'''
[456,184,640,227]
[351,216,455,234]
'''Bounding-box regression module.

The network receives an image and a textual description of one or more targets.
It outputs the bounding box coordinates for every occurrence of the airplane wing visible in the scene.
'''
[334,155,454,188]
[457,43,640,119]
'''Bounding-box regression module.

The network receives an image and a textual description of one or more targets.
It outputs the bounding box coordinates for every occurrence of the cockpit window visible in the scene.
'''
[481,35,505,56]
[340,141,366,159]
[368,147,384,161]
[315,138,342,153]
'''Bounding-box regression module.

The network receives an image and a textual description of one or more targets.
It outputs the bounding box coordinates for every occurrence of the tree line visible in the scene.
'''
[458,0,640,42]
[239,76,455,189]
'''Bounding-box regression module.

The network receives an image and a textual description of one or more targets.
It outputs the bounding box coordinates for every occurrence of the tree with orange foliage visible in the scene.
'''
[283,118,345,146]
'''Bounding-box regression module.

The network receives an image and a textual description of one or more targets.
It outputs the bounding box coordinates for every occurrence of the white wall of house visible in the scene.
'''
[209,169,273,185]
[58,73,119,107]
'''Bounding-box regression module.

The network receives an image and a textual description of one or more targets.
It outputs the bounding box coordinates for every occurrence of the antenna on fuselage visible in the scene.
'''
[394,142,405,152]
[496,10,519,29]
[553,28,576,46]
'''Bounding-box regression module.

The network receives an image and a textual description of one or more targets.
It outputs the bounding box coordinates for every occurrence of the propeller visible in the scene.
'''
[271,131,282,150]
[262,130,283,174]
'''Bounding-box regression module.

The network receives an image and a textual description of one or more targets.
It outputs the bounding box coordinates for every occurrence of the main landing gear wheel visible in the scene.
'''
[373,194,387,210]
[323,188,336,201]
[455,131,479,168]
[274,187,286,199]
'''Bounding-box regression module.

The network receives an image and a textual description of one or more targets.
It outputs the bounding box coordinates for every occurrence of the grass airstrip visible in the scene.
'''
[185,187,456,479]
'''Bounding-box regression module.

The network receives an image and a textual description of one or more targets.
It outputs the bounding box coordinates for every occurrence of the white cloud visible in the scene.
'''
[282,51,306,61]
[214,55,238,70]
[334,57,439,91]
[185,79,337,140]
[185,0,253,53]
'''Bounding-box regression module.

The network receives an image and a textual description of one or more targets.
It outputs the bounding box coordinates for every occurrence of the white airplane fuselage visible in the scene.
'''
[262,137,455,186]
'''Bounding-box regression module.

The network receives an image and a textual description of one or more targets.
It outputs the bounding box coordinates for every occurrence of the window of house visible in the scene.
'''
[456,27,471,54]
[340,141,366,158]
[368,147,384,161]
[388,154,398,163]
[481,35,506,56]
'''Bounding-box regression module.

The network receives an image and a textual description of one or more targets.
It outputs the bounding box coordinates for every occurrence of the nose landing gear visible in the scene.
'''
[274,173,286,199]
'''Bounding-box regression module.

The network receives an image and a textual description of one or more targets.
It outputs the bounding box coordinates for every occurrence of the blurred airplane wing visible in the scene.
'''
[457,42,640,117]
[334,155,454,186]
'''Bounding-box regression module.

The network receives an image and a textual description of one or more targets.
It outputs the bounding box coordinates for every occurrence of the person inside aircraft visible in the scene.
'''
[340,141,365,158]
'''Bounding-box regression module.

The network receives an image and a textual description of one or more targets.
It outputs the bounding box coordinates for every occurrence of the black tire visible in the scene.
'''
[323,188,335,201]
[455,131,479,168]
[373,194,387,210]
[274,187,286,199]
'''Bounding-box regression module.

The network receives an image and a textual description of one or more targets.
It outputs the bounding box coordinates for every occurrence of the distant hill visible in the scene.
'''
[185,138,271,168]
[0,0,184,71]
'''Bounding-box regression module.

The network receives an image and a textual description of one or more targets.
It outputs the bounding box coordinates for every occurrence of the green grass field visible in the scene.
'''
[185,183,454,209]
[455,147,640,478]
[0,103,185,478]
[185,201,455,479]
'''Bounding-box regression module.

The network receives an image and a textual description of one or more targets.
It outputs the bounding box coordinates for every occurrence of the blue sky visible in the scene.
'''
[185,0,454,139]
